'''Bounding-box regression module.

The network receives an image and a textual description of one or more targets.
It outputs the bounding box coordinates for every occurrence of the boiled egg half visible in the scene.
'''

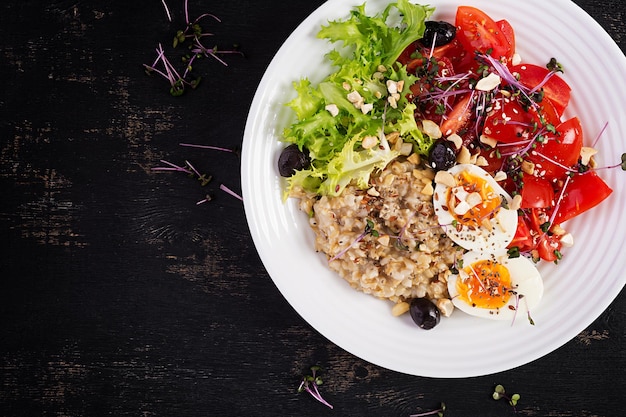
[433,164,518,253]
[447,250,543,320]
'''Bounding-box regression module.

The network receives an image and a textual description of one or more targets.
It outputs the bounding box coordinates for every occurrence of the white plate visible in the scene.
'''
[242,0,626,377]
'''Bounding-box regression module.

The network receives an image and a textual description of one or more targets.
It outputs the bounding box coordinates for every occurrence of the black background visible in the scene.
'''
[1,0,624,416]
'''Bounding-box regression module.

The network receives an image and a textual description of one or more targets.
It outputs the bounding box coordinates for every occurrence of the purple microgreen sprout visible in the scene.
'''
[219,184,243,201]
[409,402,446,417]
[297,366,333,410]
[179,142,236,154]
[145,1,242,96]
[329,219,379,262]
[161,0,172,22]
[493,384,521,414]
[153,159,212,186]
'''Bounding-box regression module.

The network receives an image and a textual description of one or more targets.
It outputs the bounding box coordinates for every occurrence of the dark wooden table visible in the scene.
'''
[1,1,624,416]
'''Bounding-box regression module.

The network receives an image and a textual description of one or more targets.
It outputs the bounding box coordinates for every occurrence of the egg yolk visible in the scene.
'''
[457,259,513,309]
[447,170,502,229]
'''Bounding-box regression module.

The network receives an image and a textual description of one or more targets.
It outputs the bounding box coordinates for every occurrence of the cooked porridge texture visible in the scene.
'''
[298,156,464,315]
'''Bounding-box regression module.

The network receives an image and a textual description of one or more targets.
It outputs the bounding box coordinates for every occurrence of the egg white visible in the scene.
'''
[447,250,544,321]
[433,164,518,254]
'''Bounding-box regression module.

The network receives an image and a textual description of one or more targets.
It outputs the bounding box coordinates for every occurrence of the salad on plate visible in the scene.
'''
[276,0,613,329]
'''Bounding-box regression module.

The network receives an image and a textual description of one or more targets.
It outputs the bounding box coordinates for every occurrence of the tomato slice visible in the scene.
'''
[519,175,555,209]
[550,171,613,224]
[527,117,583,181]
[509,63,572,117]
[455,6,513,62]
[431,38,477,74]
[509,216,534,252]
[483,93,536,144]
[536,234,562,262]
[496,19,515,58]
[440,93,473,136]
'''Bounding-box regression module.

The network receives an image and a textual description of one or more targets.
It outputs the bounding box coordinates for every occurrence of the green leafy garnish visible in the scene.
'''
[283,0,435,197]
[493,384,521,413]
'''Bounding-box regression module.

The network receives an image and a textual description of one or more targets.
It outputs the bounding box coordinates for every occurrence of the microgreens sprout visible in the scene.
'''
[219,184,243,201]
[152,141,242,204]
[493,384,521,413]
[329,219,379,262]
[145,0,243,96]
[409,402,446,417]
[297,366,333,409]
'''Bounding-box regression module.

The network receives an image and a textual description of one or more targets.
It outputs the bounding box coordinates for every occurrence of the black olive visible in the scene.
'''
[278,144,311,177]
[422,21,457,48]
[409,298,441,330]
[428,140,457,171]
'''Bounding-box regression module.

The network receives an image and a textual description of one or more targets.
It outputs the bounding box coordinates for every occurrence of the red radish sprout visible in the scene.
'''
[219,184,243,201]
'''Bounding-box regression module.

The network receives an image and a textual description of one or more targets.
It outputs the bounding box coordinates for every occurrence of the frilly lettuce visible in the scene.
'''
[282,0,435,197]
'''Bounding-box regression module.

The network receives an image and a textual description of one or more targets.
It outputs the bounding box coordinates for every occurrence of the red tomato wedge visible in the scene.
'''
[527,117,583,180]
[483,94,536,144]
[509,63,572,117]
[509,216,534,252]
[455,6,513,63]
[551,171,613,224]
[496,19,515,57]
[440,93,472,136]
[519,175,555,209]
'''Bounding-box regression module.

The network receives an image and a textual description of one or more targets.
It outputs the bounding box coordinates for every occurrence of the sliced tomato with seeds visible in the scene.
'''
[439,93,473,136]
[509,216,534,252]
[527,116,583,180]
[455,6,513,63]
[509,63,572,117]
[483,94,536,144]
[496,19,515,56]
[550,171,613,224]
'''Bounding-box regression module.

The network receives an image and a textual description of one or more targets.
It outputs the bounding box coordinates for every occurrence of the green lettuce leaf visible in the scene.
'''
[282,0,435,197]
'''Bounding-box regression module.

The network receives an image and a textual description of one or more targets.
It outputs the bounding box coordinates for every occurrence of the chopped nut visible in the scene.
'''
[475,72,502,91]
[521,160,535,175]
[446,133,462,150]
[399,142,413,155]
[550,223,567,236]
[493,171,507,182]
[466,192,483,208]
[407,153,420,165]
[436,298,454,317]
[560,233,574,247]
[361,102,374,114]
[481,217,493,231]
[454,200,471,215]
[580,146,598,166]
[325,104,339,117]
[377,64,387,72]
[385,131,400,144]
[386,79,398,94]
[434,170,456,188]
[421,181,434,196]
[361,135,378,149]
[347,90,362,104]
[479,134,498,148]
[456,146,471,164]
[387,95,398,109]
[510,194,522,211]
[367,186,380,197]
[422,119,442,139]
[342,82,351,91]
[475,155,489,166]
[391,301,410,316]
[396,80,405,92]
